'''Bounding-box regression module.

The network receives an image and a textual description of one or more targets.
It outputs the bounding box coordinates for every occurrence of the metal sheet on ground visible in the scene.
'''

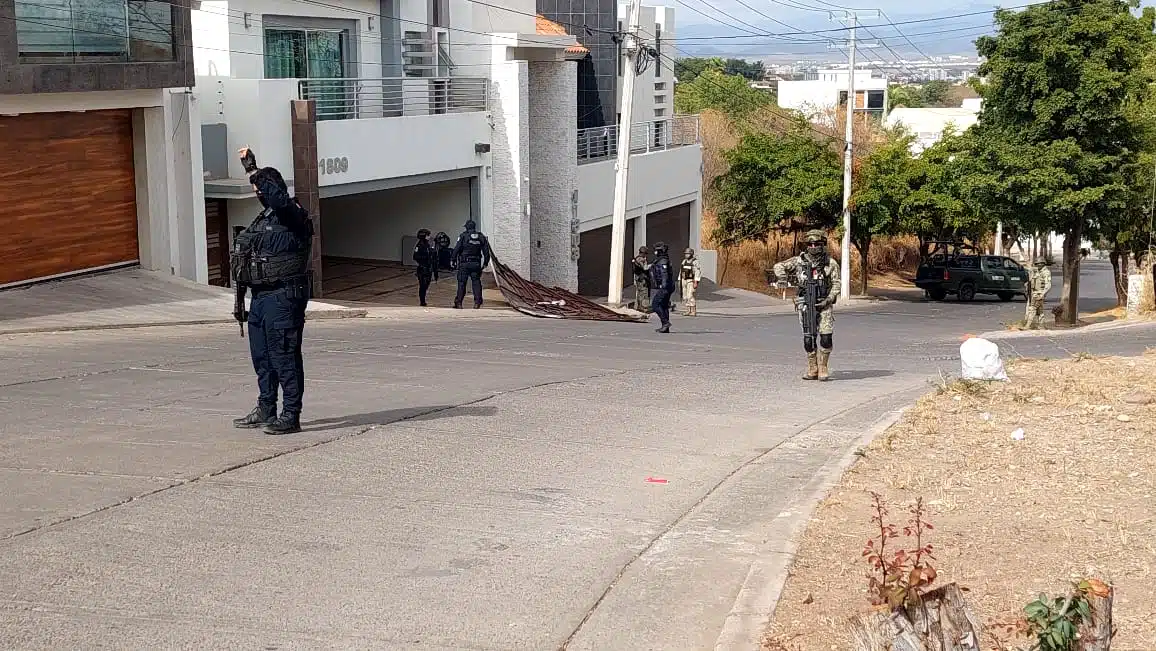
[490,255,647,322]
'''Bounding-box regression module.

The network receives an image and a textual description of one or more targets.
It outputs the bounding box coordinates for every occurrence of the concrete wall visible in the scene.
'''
[778,77,888,120]
[616,4,675,124]
[320,179,473,261]
[194,76,298,182]
[577,144,701,226]
[528,61,578,290]
[0,89,205,284]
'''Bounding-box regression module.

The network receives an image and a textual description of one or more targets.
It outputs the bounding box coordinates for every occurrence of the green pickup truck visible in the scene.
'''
[915,254,1030,302]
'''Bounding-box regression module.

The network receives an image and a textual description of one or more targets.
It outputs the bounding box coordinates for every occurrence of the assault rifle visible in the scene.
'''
[799,263,822,342]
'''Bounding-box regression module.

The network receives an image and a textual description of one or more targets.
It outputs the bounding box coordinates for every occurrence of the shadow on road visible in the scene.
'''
[302,405,498,432]
[828,369,895,381]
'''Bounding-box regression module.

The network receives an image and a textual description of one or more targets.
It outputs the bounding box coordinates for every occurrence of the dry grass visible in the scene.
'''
[764,353,1156,651]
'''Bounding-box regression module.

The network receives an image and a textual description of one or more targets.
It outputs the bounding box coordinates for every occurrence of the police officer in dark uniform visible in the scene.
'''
[230,147,314,435]
[434,231,453,272]
[648,242,676,333]
[451,219,491,309]
[413,228,436,306]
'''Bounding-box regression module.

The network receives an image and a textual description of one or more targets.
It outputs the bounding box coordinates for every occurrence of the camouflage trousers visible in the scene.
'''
[798,305,835,336]
[681,280,697,309]
[1024,296,1045,329]
[634,283,651,312]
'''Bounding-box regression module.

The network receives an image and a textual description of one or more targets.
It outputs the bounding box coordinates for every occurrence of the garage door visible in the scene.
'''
[0,110,138,287]
[645,202,692,261]
[577,218,635,297]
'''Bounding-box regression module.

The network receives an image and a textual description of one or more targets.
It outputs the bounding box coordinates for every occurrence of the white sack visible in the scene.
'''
[960,337,1008,381]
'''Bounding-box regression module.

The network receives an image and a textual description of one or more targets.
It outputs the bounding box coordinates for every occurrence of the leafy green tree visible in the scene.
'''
[850,131,922,293]
[710,118,842,250]
[920,80,952,107]
[972,0,1156,324]
[888,85,924,110]
[674,69,772,119]
[673,57,724,84]
[724,58,766,81]
[899,128,991,255]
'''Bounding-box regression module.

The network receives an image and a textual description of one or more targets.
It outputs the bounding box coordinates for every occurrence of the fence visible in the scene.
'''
[298,77,489,121]
[576,115,701,163]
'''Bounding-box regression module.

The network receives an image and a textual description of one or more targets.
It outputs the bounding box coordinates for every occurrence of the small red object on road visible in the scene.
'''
[645,477,668,484]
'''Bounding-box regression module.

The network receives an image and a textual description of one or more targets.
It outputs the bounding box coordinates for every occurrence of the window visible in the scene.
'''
[15,0,175,62]
[264,28,346,78]
[866,89,884,109]
[654,24,661,75]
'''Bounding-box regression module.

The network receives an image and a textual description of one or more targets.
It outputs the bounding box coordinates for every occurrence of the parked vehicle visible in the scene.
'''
[915,245,1029,302]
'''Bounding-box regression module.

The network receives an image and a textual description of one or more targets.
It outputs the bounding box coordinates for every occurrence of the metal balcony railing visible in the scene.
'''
[576,115,701,164]
[298,77,489,121]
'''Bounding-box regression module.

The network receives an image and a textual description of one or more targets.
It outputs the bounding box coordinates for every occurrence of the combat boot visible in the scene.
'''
[803,352,819,380]
[817,349,831,382]
[656,323,670,333]
[264,413,301,435]
[690,305,697,317]
[233,404,275,429]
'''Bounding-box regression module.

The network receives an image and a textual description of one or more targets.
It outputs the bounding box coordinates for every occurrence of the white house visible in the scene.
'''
[777,68,888,123]
[187,0,705,299]
[884,106,980,154]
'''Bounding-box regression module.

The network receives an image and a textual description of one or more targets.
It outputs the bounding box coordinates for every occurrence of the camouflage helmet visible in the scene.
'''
[1034,258,1049,267]
[684,247,694,256]
[638,245,649,254]
[804,229,826,244]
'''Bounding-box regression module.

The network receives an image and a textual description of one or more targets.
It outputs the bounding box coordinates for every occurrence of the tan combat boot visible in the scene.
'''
[817,349,831,381]
[804,352,819,380]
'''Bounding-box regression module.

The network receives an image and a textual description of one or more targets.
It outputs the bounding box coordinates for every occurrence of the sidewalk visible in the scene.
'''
[0,269,365,336]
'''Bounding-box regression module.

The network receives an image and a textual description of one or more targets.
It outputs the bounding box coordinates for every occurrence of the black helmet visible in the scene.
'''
[417,228,430,238]
[653,242,668,255]
[464,220,477,230]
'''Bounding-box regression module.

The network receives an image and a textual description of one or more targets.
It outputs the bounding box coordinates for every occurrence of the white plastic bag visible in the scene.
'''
[960,336,1008,381]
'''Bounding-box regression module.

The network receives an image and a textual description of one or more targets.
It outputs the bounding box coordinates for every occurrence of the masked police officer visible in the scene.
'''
[413,228,436,307]
[649,242,676,333]
[452,219,491,309]
[231,147,314,435]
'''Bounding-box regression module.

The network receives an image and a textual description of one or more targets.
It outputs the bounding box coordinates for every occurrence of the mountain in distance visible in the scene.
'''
[673,1,1002,61]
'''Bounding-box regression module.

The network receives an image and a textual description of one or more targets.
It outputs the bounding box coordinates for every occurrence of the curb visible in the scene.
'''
[979,318,1156,340]
[0,308,368,337]
[713,404,910,651]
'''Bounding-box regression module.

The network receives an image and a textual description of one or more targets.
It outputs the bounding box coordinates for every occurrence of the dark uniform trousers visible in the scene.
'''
[456,266,483,306]
[248,282,308,416]
[651,290,672,326]
[418,272,432,305]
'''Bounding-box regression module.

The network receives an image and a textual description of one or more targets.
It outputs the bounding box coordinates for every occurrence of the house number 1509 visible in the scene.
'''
[319,157,349,175]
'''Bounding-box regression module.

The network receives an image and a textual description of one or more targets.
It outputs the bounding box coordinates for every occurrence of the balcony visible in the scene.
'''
[297,77,489,121]
[576,115,701,164]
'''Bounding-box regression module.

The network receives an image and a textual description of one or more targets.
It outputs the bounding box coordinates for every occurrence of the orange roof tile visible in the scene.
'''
[535,14,589,56]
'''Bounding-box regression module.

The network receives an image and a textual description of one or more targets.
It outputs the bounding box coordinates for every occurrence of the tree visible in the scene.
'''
[710,118,843,250]
[973,0,1156,324]
[850,131,922,293]
[920,80,952,107]
[723,58,766,81]
[899,128,992,255]
[888,85,924,110]
[674,69,773,120]
[674,57,724,84]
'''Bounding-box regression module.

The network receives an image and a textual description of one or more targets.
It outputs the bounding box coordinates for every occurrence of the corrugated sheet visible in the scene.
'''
[490,255,647,322]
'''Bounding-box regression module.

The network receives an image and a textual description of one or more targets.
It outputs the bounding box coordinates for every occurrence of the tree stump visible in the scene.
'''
[1076,582,1113,651]
[850,583,983,651]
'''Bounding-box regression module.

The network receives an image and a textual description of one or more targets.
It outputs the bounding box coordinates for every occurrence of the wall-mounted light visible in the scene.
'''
[368,17,374,31]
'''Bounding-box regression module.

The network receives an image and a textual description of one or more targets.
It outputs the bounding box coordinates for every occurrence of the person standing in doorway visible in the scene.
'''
[680,248,701,316]
[649,242,676,333]
[413,228,435,307]
[452,219,491,309]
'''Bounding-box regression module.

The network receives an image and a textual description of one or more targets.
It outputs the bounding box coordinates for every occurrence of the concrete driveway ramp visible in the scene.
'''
[0,268,364,335]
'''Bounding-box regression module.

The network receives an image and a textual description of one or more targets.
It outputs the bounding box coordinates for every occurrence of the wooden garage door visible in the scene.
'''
[0,110,138,287]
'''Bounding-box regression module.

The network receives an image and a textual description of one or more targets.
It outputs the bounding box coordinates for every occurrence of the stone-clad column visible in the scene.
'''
[290,99,323,299]
[527,60,578,291]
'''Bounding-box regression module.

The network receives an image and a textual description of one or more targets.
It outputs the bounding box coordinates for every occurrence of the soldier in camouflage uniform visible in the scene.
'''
[632,246,652,313]
[1024,258,1052,330]
[773,229,841,381]
[680,248,702,316]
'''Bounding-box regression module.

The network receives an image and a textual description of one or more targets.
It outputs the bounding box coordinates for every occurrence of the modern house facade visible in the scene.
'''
[778,68,888,124]
[190,0,706,298]
[0,0,204,289]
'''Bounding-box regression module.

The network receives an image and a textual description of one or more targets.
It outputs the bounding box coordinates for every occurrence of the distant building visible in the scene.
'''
[777,68,888,123]
[885,105,980,154]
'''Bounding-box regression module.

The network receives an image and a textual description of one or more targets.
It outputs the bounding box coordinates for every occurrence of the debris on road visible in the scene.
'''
[764,352,1156,651]
[490,255,648,322]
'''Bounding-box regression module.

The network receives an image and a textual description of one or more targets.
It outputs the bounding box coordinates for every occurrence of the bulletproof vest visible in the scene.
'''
[459,231,485,266]
[797,257,831,299]
[650,258,674,291]
[414,240,432,265]
[230,208,313,287]
[681,259,695,279]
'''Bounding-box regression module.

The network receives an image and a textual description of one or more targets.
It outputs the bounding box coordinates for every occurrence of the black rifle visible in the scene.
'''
[800,262,823,341]
[234,283,248,337]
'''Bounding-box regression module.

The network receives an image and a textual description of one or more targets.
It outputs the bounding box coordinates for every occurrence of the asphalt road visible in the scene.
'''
[0,260,1149,650]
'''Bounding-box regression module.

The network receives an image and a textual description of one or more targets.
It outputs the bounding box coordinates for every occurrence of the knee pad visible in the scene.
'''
[819,334,833,350]
[803,336,816,353]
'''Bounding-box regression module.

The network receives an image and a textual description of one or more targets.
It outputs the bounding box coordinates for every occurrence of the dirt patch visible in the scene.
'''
[764,353,1156,650]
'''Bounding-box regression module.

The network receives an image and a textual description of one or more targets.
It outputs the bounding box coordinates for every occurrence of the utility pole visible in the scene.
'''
[829,10,879,302]
[606,0,642,306]
[995,221,1003,256]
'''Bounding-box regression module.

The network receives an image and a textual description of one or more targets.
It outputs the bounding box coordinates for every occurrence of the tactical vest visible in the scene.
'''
[681,259,696,280]
[230,211,313,287]
[459,232,485,266]
[797,259,831,300]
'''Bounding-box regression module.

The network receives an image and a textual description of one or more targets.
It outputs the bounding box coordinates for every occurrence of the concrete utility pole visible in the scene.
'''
[995,221,1003,256]
[606,0,642,306]
[829,10,879,303]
